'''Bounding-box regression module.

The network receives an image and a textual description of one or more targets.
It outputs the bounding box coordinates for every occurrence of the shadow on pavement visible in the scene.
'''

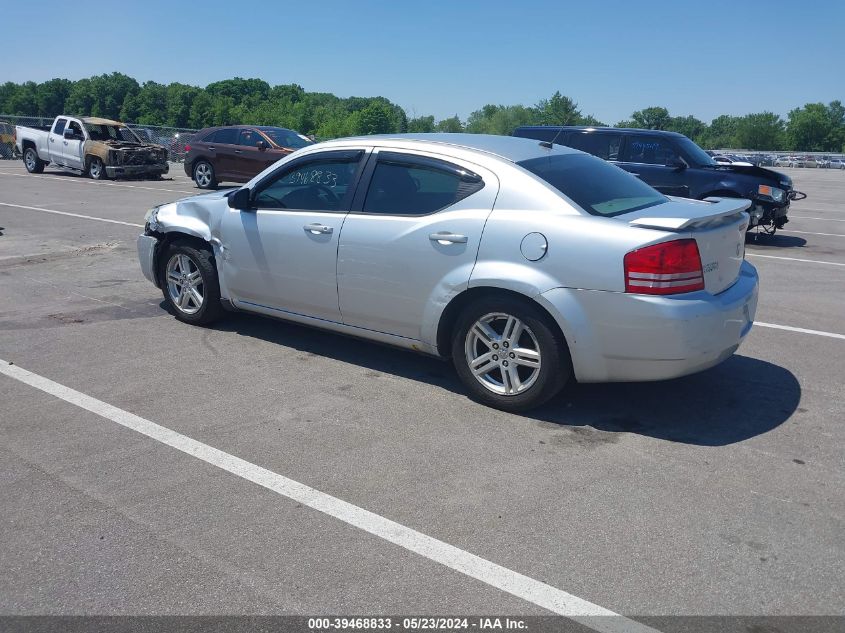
[217,311,800,447]
[745,233,807,248]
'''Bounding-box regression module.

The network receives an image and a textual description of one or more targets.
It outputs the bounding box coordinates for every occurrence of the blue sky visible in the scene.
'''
[4,0,843,124]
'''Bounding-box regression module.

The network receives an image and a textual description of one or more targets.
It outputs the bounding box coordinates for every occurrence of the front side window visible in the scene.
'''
[253,153,362,211]
[623,136,680,165]
[362,155,483,215]
[67,121,84,138]
[518,153,667,217]
[566,132,622,160]
[238,129,265,147]
[258,127,313,149]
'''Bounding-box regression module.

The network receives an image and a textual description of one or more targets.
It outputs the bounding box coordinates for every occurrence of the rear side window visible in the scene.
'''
[622,136,681,165]
[566,132,621,160]
[518,153,667,217]
[208,128,238,144]
[362,154,484,215]
[53,118,67,135]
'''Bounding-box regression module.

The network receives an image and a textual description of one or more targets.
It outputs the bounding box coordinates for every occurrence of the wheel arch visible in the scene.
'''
[435,286,568,359]
[152,231,216,287]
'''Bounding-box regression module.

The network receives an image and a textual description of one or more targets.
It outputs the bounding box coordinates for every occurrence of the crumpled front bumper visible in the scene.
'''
[106,163,169,178]
[137,234,160,287]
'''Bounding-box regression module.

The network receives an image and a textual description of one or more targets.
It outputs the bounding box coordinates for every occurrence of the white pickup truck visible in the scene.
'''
[16,115,169,180]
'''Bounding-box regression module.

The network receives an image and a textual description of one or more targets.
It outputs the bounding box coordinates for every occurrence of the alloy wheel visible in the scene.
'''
[464,312,542,396]
[195,163,212,187]
[165,254,204,315]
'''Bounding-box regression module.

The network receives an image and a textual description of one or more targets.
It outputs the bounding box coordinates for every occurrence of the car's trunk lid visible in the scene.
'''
[625,197,750,294]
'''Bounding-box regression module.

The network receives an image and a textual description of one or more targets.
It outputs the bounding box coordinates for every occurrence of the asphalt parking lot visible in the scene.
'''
[0,160,843,630]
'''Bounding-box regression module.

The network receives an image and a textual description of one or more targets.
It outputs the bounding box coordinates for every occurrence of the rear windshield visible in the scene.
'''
[518,153,667,217]
[258,127,314,149]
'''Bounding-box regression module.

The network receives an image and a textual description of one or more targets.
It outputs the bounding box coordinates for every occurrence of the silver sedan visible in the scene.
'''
[137,134,758,411]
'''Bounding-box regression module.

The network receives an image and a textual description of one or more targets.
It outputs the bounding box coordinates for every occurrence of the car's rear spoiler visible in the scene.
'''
[628,197,751,231]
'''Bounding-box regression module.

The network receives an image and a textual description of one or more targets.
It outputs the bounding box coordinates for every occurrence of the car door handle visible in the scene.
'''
[304,223,333,235]
[234,150,242,154]
[429,231,468,244]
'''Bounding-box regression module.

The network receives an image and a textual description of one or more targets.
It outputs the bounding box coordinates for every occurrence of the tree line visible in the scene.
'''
[1,73,843,152]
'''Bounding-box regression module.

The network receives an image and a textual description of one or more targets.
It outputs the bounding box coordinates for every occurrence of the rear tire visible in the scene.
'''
[158,241,223,326]
[451,295,571,412]
[23,147,45,173]
[193,160,217,189]
[87,157,107,180]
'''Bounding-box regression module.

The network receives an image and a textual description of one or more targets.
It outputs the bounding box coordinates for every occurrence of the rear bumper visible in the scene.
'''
[538,260,759,383]
[137,234,160,287]
[106,163,169,178]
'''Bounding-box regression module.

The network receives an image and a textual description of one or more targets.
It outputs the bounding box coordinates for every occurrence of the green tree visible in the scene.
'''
[666,115,706,142]
[435,115,464,132]
[408,115,435,133]
[702,115,740,149]
[786,103,833,151]
[733,112,784,150]
[354,102,397,135]
[35,79,72,117]
[630,106,671,130]
[535,92,580,126]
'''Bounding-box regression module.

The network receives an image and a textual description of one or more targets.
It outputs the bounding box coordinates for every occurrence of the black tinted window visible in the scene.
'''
[566,132,621,160]
[518,153,667,217]
[254,153,361,211]
[211,128,238,144]
[362,157,483,215]
[53,119,67,135]
[623,136,680,165]
[238,129,264,147]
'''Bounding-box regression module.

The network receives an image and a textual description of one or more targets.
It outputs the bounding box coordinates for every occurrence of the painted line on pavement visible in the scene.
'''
[0,202,143,228]
[746,253,845,267]
[0,359,658,633]
[755,322,845,340]
[789,216,845,222]
[0,170,195,195]
[781,229,845,237]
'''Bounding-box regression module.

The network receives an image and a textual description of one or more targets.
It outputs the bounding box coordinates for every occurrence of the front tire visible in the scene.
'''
[159,242,223,326]
[193,160,217,189]
[451,296,571,412]
[23,147,45,173]
[87,157,107,180]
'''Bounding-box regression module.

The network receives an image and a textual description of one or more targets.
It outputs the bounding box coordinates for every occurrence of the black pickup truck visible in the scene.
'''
[513,126,804,233]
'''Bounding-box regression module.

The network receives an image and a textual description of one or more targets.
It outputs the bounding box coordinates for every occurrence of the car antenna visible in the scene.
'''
[539,126,566,149]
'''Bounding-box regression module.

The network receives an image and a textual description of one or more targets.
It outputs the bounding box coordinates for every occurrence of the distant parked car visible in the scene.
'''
[0,121,17,159]
[185,125,315,188]
[803,157,818,168]
[829,158,845,169]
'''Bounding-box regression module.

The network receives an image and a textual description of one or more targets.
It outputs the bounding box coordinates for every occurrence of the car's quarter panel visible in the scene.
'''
[537,260,758,383]
[337,149,500,341]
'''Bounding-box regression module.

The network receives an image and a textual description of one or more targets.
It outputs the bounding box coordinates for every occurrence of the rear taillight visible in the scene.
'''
[184,144,191,153]
[624,239,704,295]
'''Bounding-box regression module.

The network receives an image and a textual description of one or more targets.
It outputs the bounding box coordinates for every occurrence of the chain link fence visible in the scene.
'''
[0,115,198,162]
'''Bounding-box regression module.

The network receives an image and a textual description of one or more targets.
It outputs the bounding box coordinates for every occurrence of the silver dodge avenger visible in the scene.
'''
[138,134,758,411]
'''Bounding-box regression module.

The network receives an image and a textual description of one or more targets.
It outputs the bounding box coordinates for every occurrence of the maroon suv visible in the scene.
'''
[184,125,314,189]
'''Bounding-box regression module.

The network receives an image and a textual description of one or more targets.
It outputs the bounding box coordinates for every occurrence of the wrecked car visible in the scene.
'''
[16,115,169,179]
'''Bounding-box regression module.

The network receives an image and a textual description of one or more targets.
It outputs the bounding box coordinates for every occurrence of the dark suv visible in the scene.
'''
[514,126,803,233]
[185,125,314,189]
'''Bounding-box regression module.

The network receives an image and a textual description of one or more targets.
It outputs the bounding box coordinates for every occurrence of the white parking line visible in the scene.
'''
[0,359,658,633]
[0,170,195,195]
[746,253,845,266]
[781,229,845,237]
[755,322,845,340]
[789,216,845,222]
[0,202,143,228]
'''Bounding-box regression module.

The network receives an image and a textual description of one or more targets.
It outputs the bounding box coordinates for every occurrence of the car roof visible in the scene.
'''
[81,116,124,126]
[516,125,687,138]
[327,133,580,163]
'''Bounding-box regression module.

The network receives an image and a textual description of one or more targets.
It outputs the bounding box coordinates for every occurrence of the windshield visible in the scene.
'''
[258,127,314,149]
[676,136,716,166]
[519,153,667,217]
[84,123,142,143]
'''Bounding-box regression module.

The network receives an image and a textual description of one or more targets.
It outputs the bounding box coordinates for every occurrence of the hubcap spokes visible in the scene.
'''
[166,254,204,315]
[196,164,210,186]
[465,313,541,396]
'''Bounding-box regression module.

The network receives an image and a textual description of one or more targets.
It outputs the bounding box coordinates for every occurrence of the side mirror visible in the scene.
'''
[256,140,267,151]
[667,157,687,171]
[228,187,254,210]
[63,129,75,140]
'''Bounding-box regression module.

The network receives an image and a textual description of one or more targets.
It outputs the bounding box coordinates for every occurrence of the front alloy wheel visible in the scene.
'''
[465,313,542,396]
[166,253,205,315]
